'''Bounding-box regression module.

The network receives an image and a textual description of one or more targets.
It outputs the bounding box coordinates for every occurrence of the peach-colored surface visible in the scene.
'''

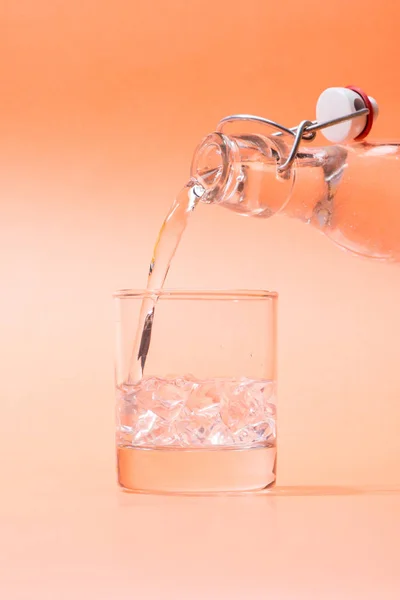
[2,1,400,595]
[2,475,400,599]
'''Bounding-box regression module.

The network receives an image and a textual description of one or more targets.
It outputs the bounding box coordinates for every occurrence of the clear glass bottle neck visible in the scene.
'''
[190,131,345,219]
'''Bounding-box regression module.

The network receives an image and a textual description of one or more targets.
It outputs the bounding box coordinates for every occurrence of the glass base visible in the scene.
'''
[117,445,276,494]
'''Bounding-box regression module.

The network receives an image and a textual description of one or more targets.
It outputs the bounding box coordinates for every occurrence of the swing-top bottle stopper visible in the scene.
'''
[316,86,379,143]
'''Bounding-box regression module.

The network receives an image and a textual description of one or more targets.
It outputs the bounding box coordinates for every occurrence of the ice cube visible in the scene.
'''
[218,380,250,433]
[146,421,179,446]
[186,381,221,416]
[132,409,159,443]
[175,374,197,392]
[218,379,277,439]
[142,376,162,392]
[177,411,232,447]
[151,382,188,420]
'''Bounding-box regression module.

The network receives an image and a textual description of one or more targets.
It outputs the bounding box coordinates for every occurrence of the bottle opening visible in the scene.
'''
[190,130,295,214]
[194,140,224,189]
[191,133,238,203]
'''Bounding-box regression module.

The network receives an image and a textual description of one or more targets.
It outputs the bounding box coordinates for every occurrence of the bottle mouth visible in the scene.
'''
[190,133,238,203]
[191,130,296,214]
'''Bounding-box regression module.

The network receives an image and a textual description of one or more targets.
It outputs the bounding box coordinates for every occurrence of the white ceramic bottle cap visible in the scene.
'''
[316,87,379,143]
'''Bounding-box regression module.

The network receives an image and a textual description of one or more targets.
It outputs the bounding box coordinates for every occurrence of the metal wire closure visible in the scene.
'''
[216,107,369,172]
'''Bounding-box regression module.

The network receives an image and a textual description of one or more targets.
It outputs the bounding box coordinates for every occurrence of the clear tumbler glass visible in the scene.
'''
[114,289,277,493]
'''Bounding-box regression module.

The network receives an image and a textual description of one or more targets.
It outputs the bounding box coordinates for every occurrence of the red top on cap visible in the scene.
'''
[346,86,374,140]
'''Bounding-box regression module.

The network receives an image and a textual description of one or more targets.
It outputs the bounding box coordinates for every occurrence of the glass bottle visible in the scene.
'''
[191,130,400,261]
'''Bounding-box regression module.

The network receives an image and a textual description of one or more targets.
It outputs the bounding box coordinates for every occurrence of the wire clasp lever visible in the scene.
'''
[216,86,378,173]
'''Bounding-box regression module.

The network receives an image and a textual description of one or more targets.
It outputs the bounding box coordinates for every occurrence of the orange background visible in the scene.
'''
[2,0,400,494]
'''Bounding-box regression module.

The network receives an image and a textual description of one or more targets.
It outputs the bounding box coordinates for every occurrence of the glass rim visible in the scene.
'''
[113,288,278,300]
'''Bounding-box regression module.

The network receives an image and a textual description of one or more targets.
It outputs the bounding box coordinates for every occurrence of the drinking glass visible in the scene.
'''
[114,289,277,493]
